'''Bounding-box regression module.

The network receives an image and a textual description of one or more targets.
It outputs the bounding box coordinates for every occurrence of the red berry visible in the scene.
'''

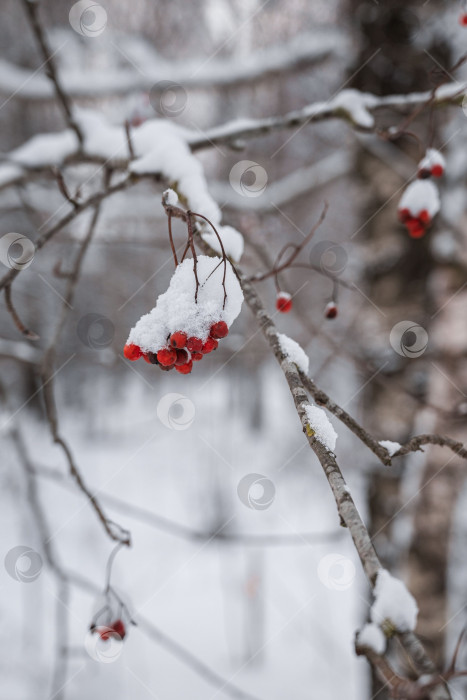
[175,360,193,374]
[99,628,111,641]
[407,221,426,239]
[159,363,174,371]
[276,292,292,313]
[142,353,151,363]
[398,208,410,223]
[417,168,431,180]
[431,164,443,177]
[123,343,142,361]
[175,348,189,366]
[210,321,229,339]
[459,13,467,26]
[157,347,177,366]
[170,331,187,349]
[325,302,338,319]
[191,352,203,361]
[112,619,126,640]
[202,337,218,354]
[418,209,431,224]
[187,337,203,353]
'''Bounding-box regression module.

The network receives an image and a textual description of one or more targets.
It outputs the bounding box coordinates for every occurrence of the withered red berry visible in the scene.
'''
[276,292,292,313]
[142,353,151,363]
[112,619,126,640]
[202,337,218,354]
[159,363,174,371]
[325,302,338,319]
[431,164,443,178]
[146,351,159,365]
[170,331,187,349]
[175,360,193,374]
[157,347,177,366]
[123,343,142,361]
[187,337,203,353]
[417,168,431,180]
[210,321,229,339]
[175,349,190,366]
[191,352,203,361]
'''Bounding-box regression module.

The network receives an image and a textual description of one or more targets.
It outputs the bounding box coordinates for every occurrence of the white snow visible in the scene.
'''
[398,179,440,218]
[418,148,446,172]
[370,569,418,633]
[164,188,179,206]
[378,440,402,457]
[127,255,243,352]
[202,225,244,263]
[302,404,338,452]
[10,129,78,167]
[324,89,377,128]
[278,333,310,374]
[356,623,386,655]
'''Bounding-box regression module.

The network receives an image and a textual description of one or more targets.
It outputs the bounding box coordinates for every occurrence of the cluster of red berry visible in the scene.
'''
[398,207,431,239]
[124,321,229,375]
[91,619,126,641]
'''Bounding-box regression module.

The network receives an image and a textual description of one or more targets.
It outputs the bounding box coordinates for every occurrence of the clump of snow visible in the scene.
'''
[327,89,377,128]
[398,179,440,219]
[10,130,78,167]
[127,256,243,352]
[164,188,179,206]
[201,225,244,263]
[418,148,445,173]
[302,404,338,452]
[278,333,310,373]
[356,623,387,655]
[379,440,402,457]
[370,569,418,633]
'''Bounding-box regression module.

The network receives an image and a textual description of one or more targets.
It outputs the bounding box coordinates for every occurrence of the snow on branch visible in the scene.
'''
[0,29,346,100]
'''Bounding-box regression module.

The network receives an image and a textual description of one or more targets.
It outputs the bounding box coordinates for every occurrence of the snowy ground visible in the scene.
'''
[1,360,371,700]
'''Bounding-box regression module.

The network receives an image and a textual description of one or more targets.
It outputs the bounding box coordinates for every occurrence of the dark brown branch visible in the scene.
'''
[22,0,83,145]
[52,167,80,209]
[5,284,39,339]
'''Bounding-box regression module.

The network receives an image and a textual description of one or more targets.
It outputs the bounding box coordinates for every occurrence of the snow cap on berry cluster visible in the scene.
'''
[398,179,440,219]
[127,256,243,352]
[417,148,445,174]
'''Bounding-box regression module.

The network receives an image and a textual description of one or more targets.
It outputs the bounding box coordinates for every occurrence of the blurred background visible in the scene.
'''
[1,1,467,698]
